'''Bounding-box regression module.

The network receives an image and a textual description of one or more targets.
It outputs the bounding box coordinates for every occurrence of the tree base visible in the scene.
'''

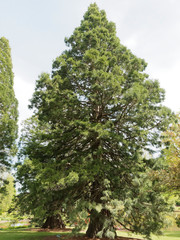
[42,214,65,229]
[86,209,117,239]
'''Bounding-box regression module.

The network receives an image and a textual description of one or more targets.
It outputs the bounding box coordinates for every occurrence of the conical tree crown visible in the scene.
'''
[48,3,170,148]
[66,3,117,52]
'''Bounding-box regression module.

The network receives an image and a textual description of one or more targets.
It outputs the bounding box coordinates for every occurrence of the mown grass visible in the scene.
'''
[118,230,180,240]
[0,229,69,240]
[0,228,180,240]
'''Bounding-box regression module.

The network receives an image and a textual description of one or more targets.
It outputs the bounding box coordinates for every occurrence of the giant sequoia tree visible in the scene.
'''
[18,4,173,239]
[0,37,18,169]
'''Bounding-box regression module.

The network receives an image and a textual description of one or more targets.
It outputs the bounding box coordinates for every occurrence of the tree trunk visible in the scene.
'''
[86,209,117,239]
[86,209,103,238]
[42,214,65,229]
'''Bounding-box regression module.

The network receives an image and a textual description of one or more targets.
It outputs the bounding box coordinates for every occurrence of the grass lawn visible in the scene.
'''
[0,229,69,240]
[118,230,180,240]
[0,228,180,240]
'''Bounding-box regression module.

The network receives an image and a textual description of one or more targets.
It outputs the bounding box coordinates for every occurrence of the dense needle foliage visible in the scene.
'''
[17,4,173,239]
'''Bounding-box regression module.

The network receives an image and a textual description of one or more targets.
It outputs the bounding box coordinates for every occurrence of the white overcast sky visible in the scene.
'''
[1,0,180,128]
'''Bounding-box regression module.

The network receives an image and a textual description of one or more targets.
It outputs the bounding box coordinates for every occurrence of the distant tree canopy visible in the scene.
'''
[161,114,180,194]
[17,4,173,239]
[0,37,18,170]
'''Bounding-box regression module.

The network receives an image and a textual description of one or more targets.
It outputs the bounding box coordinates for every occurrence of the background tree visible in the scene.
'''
[0,37,18,207]
[0,37,18,168]
[157,113,180,229]
[161,113,180,193]
[0,173,16,215]
[18,4,173,239]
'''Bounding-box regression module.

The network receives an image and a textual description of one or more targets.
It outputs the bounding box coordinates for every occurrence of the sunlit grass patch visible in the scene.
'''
[117,230,180,240]
[0,229,70,240]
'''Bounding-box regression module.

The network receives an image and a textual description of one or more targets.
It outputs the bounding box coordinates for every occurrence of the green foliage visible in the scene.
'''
[0,173,16,215]
[0,37,18,206]
[161,114,180,193]
[176,199,180,206]
[0,37,18,168]
[16,154,66,227]
[176,216,180,228]
[17,3,173,239]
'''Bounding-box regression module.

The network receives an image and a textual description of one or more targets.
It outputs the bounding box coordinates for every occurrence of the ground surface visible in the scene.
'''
[43,236,141,240]
[1,227,180,240]
[27,228,142,240]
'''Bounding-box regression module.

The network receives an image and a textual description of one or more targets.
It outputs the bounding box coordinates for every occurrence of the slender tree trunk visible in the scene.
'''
[42,214,65,229]
[86,209,117,239]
